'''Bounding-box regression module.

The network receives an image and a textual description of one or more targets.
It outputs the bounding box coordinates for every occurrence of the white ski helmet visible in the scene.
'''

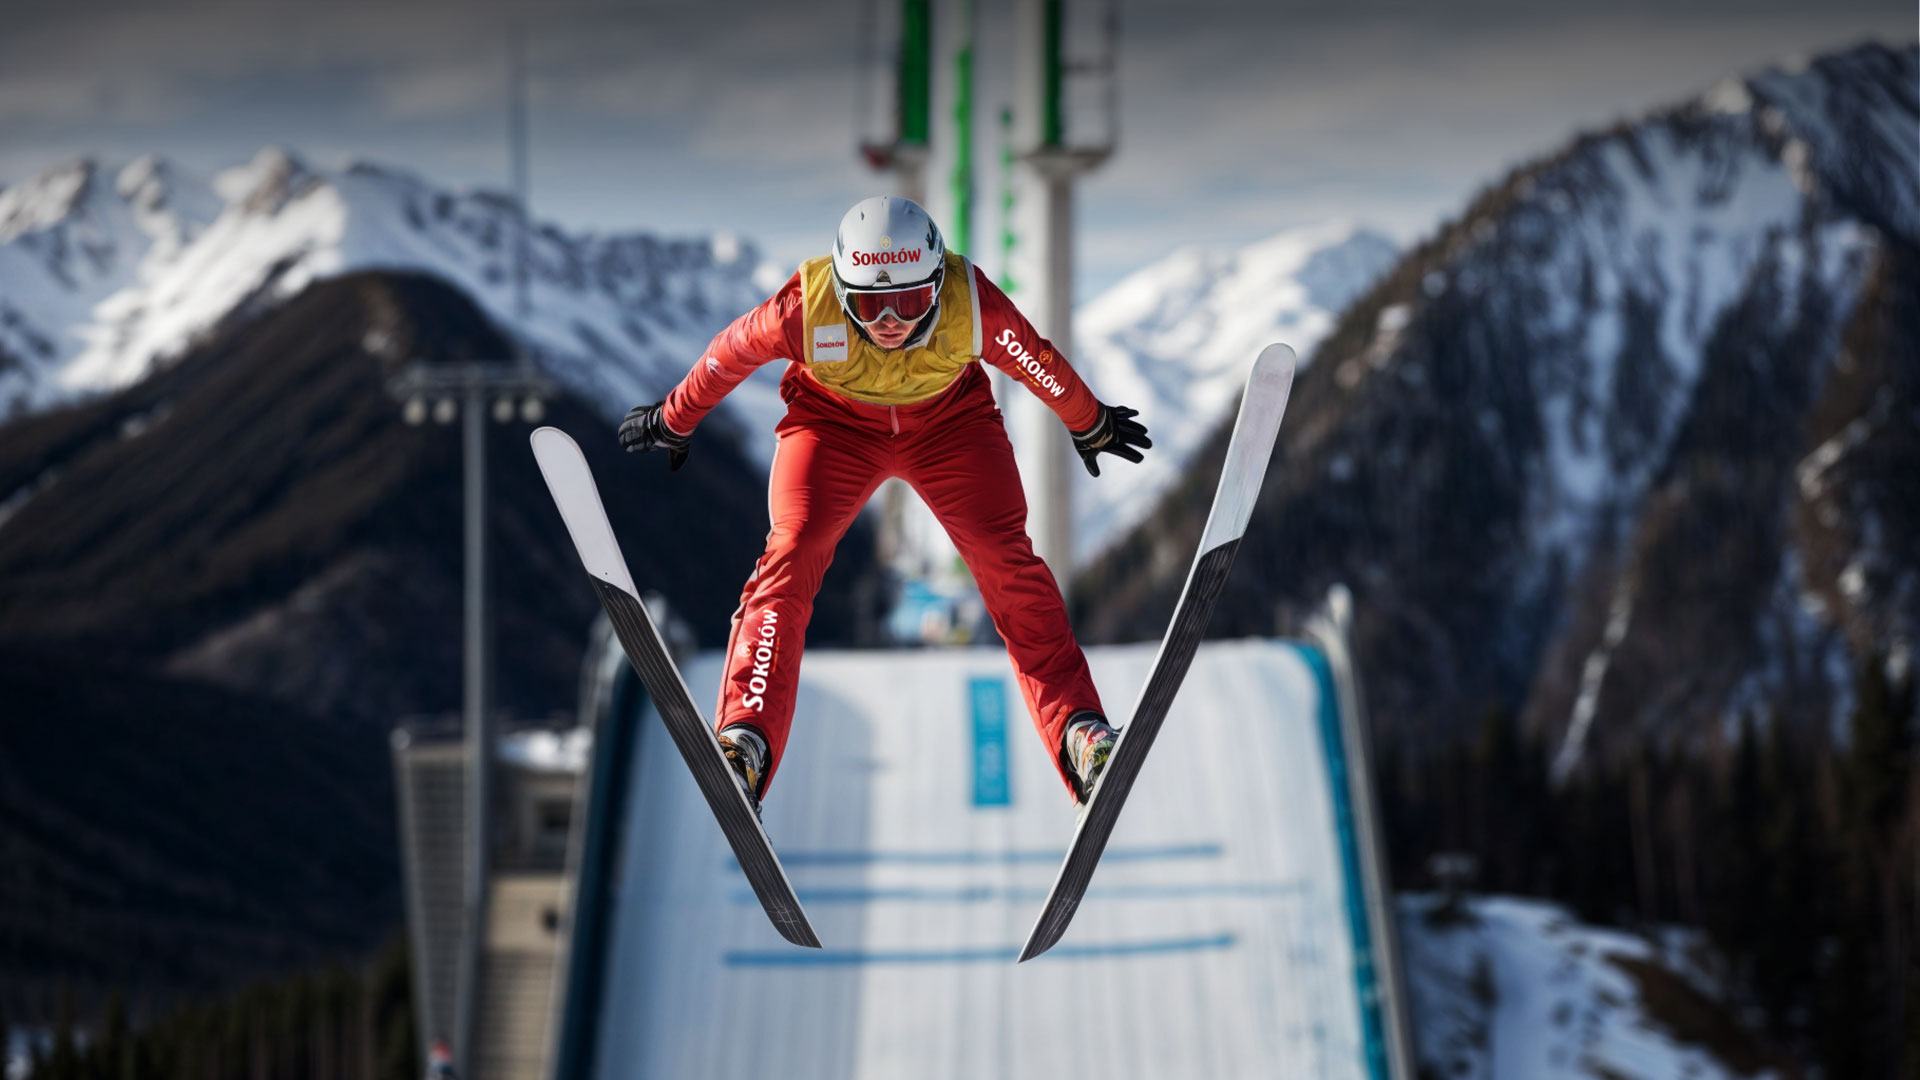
[831,196,946,330]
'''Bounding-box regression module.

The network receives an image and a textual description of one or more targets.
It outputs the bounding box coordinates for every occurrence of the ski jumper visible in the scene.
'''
[661,252,1107,797]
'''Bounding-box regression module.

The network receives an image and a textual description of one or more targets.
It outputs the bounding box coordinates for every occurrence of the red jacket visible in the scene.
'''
[661,267,1102,436]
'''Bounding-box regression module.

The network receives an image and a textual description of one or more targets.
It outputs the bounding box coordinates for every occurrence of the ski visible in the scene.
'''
[1019,343,1296,962]
[530,426,821,949]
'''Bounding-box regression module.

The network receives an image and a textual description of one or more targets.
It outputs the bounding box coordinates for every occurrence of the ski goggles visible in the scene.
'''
[841,279,940,327]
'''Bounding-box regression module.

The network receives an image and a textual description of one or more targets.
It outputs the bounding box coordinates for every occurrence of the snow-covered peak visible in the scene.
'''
[116,155,223,245]
[0,158,99,242]
[0,147,781,439]
[1081,220,1392,340]
[0,154,221,247]
[1063,220,1397,559]
[213,145,317,214]
[0,154,230,417]
[1741,42,1919,243]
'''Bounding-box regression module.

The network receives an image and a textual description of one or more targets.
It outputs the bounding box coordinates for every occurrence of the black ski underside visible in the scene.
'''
[1020,536,1242,961]
[592,579,821,948]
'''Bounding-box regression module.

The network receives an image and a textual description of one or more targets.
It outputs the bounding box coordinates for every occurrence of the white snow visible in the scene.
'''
[1839,563,1866,601]
[596,639,1382,1079]
[1553,584,1636,782]
[1400,894,1770,1080]
[582,635,1760,1080]
[1375,303,1410,336]
[1704,79,1754,116]
[1749,49,1920,242]
[0,148,783,452]
[1064,221,1397,560]
[1472,78,1885,579]
[497,727,592,773]
[0,468,59,533]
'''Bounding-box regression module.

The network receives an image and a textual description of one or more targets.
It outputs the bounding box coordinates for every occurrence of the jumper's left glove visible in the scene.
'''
[1070,404,1151,478]
[618,400,692,471]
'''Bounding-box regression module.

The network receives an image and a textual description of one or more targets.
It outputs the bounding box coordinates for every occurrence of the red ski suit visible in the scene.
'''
[660,263,1107,797]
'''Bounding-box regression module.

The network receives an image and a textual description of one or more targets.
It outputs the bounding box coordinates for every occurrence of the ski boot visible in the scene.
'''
[717,724,769,820]
[1061,711,1120,811]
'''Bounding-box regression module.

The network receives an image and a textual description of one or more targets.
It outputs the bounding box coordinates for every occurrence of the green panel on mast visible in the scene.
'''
[898,0,931,146]
[1043,0,1064,147]
[948,0,975,254]
[999,106,1017,295]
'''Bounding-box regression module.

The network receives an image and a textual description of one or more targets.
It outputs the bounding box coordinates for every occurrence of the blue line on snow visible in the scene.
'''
[724,932,1237,967]
[724,881,1312,905]
[726,842,1223,870]
[1296,642,1392,1080]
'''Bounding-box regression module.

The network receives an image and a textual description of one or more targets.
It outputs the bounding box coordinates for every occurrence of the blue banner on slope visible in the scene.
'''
[968,676,1012,807]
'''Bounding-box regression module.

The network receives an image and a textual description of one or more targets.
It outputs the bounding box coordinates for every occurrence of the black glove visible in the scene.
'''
[618,401,691,471]
[1070,404,1151,477]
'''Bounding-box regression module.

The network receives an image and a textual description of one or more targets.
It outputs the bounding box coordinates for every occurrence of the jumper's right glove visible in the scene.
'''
[1070,404,1151,478]
[618,400,692,471]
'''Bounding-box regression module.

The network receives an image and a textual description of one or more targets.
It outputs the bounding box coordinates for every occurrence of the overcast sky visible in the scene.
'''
[2,1,1910,297]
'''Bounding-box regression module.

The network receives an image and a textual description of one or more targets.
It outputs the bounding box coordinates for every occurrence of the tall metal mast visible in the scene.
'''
[1012,0,1117,586]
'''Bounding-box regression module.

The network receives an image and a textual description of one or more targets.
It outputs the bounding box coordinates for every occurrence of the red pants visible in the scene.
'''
[716,362,1103,796]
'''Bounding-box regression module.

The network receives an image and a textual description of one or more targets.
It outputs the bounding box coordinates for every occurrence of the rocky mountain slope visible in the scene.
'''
[0,270,882,722]
[1074,41,1918,768]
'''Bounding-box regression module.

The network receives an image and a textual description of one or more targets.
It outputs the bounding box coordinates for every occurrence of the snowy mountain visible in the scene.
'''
[1400,895,1782,1079]
[0,146,1395,567]
[0,148,788,448]
[1070,222,1397,558]
[1075,41,1919,763]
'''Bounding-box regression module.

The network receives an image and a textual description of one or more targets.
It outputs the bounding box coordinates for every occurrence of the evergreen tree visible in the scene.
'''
[1708,712,1767,984]
[369,935,418,1080]
[1848,652,1912,846]
[1841,654,1913,1074]
[45,986,80,1080]
[95,993,130,1080]
[1755,716,1820,1034]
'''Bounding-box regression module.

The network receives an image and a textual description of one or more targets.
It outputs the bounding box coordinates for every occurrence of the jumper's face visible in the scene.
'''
[866,313,918,349]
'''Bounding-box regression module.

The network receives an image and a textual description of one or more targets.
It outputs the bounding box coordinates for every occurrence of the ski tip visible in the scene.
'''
[1017,916,1067,962]
[1016,933,1056,963]
[773,906,823,947]
[779,922,824,949]
[1254,342,1298,383]
[529,425,576,456]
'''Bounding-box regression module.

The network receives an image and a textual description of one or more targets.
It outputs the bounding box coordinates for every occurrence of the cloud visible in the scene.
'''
[2,0,1909,297]
[1083,7,1913,242]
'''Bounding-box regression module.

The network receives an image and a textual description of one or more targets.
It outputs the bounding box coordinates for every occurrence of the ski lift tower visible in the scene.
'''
[1013,0,1116,583]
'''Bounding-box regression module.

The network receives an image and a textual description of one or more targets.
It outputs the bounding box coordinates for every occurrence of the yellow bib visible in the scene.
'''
[798,251,982,405]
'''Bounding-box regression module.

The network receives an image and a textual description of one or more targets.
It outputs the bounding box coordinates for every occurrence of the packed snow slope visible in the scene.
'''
[595,640,1388,1080]
[1073,41,1919,764]
[584,641,1769,1079]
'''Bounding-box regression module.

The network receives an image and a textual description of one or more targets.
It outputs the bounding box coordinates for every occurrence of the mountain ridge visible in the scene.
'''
[1073,40,1918,769]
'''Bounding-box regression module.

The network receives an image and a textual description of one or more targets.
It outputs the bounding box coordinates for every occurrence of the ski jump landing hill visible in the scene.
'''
[551,601,1414,1080]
